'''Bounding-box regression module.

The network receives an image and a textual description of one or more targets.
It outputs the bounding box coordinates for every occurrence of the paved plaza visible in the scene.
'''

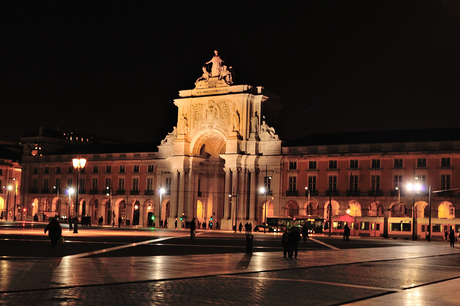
[1,230,460,305]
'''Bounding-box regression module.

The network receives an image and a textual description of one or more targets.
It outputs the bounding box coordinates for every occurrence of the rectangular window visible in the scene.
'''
[118,178,125,191]
[371,159,380,169]
[43,178,49,190]
[93,166,98,174]
[106,165,112,173]
[288,176,297,191]
[308,176,317,192]
[44,167,49,174]
[264,176,272,191]
[32,178,38,190]
[105,178,111,189]
[394,175,403,189]
[329,176,337,191]
[33,167,38,174]
[147,178,153,191]
[92,178,98,190]
[371,175,380,191]
[350,175,358,191]
[0,169,2,175]
[350,160,358,169]
[119,165,125,173]
[165,178,172,194]
[441,174,451,190]
[56,166,61,174]
[329,160,337,169]
[148,165,154,173]
[394,159,403,168]
[133,165,140,173]
[441,158,451,167]
[67,178,72,187]
[55,178,61,190]
[79,178,85,191]
[132,178,139,191]
[289,161,297,170]
[80,167,86,174]
[308,161,317,170]
[417,158,427,168]
[68,166,73,174]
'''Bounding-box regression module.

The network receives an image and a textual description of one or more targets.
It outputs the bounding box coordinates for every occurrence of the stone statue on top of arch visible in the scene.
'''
[196,50,234,86]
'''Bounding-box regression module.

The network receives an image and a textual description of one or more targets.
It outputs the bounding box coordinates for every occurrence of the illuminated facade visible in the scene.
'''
[0,143,22,221]
[18,52,460,238]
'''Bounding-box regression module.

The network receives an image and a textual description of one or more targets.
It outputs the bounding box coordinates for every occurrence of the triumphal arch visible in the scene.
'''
[157,51,283,230]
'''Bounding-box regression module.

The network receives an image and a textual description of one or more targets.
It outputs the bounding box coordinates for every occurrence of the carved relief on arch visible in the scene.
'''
[192,100,232,134]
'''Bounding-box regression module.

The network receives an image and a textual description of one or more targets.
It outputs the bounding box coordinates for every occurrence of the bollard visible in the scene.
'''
[246,234,253,253]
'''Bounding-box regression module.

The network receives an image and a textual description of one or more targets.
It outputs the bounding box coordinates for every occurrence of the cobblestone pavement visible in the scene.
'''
[2,240,460,305]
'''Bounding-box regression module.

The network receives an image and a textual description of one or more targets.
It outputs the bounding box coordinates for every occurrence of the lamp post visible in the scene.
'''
[260,187,267,233]
[159,187,165,228]
[72,158,86,233]
[406,180,421,241]
[395,186,401,204]
[328,186,332,237]
[68,187,74,230]
[106,186,112,226]
[305,186,310,204]
[6,184,13,221]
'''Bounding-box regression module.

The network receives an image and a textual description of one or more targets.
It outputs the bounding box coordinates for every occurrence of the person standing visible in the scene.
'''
[282,229,289,258]
[344,224,351,242]
[288,228,301,258]
[449,228,455,247]
[44,218,62,247]
[239,222,243,233]
[190,218,196,240]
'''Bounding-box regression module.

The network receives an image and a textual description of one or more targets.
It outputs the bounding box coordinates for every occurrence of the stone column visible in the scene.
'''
[223,169,232,220]
[169,171,179,228]
[249,169,257,221]
[177,170,185,228]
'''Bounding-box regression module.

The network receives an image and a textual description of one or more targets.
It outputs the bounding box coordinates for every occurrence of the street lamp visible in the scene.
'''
[72,158,86,233]
[67,187,74,230]
[305,186,310,204]
[406,180,421,241]
[259,187,267,233]
[159,187,165,228]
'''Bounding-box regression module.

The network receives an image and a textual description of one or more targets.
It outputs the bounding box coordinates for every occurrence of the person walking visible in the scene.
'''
[44,218,62,247]
[282,228,289,258]
[449,228,455,247]
[239,222,243,233]
[190,218,196,240]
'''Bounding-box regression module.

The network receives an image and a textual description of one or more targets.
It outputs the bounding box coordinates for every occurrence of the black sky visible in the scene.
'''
[1,1,460,144]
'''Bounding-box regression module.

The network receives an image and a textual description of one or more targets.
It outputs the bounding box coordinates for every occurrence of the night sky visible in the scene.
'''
[2,1,460,144]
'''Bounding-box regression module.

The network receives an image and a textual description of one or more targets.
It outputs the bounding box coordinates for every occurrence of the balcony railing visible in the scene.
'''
[144,190,155,195]
[79,189,86,194]
[41,188,50,194]
[347,190,361,196]
[29,189,38,194]
[116,189,125,195]
[326,190,339,196]
[368,190,383,196]
[286,190,298,196]
[90,189,99,195]
[130,190,140,195]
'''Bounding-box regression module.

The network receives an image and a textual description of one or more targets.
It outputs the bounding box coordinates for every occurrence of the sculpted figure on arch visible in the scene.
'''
[206,50,223,77]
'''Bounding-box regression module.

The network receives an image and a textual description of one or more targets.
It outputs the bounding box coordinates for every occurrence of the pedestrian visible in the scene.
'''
[44,218,62,247]
[344,224,350,242]
[249,223,252,235]
[449,228,455,247]
[288,227,301,258]
[216,221,219,230]
[100,216,103,226]
[282,228,289,258]
[245,222,249,234]
[190,218,196,240]
[445,230,448,241]
[175,220,177,229]
[118,217,122,227]
[302,225,308,242]
[164,220,168,228]
[239,222,243,233]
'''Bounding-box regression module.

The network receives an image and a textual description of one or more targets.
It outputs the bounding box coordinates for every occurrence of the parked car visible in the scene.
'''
[253,224,278,232]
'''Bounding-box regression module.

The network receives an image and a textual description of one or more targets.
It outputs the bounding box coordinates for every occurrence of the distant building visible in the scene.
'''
[0,142,22,221]
[14,52,460,240]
